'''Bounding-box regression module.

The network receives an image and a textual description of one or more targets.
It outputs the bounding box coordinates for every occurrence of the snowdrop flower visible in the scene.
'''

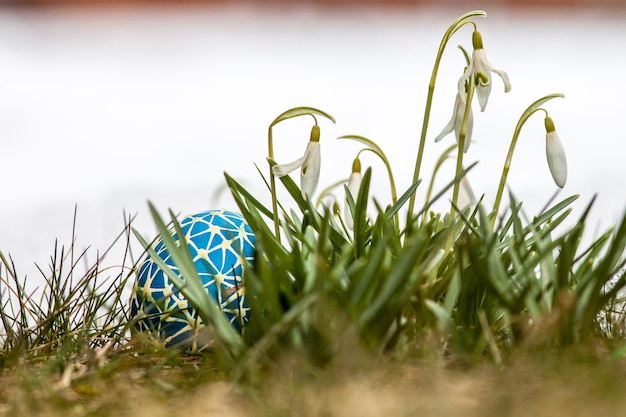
[544,116,567,188]
[434,90,474,153]
[458,30,511,112]
[344,157,362,230]
[272,124,321,198]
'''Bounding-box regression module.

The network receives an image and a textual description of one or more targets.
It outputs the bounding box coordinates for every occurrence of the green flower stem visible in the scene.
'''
[406,10,486,232]
[267,126,281,241]
[491,94,564,228]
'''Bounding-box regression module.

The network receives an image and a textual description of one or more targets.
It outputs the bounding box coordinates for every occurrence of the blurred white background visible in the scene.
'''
[0,3,624,281]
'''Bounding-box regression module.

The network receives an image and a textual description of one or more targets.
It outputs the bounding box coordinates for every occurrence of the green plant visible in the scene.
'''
[0,13,624,407]
[127,11,626,382]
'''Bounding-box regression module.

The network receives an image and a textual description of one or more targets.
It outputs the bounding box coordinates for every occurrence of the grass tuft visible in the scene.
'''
[1,10,626,415]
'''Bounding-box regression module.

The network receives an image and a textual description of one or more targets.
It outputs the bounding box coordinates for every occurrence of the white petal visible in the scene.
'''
[343,201,352,229]
[462,106,474,153]
[434,118,455,143]
[546,131,567,188]
[435,93,463,143]
[478,50,511,92]
[344,199,353,230]
[348,171,363,208]
[493,68,512,93]
[453,94,473,153]
[457,176,476,210]
[472,50,491,81]
[472,49,511,111]
[272,155,306,177]
[456,64,473,104]
[300,142,321,198]
[476,83,492,112]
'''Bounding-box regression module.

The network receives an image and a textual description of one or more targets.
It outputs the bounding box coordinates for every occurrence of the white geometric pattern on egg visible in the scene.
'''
[130,210,255,352]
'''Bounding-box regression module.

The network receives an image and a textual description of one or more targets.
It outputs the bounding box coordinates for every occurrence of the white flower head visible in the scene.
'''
[434,90,474,153]
[271,124,321,198]
[544,116,567,188]
[458,31,511,112]
[344,157,362,230]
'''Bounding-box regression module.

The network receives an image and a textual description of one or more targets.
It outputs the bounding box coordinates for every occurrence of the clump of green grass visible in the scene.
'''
[0,8,625,416]
[130,10,625,380]
[0,209,134,361]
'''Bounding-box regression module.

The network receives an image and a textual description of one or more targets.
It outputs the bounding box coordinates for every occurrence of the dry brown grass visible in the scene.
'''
[4,349,626,417]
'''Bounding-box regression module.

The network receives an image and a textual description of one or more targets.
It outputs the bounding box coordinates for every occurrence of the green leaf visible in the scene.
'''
[360,228,430,324]
[269,106,336,128]
[415,162,478,219]
[352,168,372,258]
[224,172,274,220]
[273,163,349,249]
[425,299,453,332]
[532,194,579,228]
[349,231,389,310]
[385,179,422,221]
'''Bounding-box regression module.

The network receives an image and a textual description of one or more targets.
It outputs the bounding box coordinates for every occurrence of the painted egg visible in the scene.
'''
[129,209,255,351]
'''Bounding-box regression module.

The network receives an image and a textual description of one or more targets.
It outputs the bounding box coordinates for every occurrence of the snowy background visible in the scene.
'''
[0,4,624,282]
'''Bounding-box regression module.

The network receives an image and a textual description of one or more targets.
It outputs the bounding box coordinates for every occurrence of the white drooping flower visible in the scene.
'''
[544,116,567,188]
[272,125,321,198]
[458,30,512,112]
[344,157,362,230]
[434,91,474,153]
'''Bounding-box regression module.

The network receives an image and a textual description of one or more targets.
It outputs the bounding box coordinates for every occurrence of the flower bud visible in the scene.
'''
[544,116,567,188]
[271,125,322,198]
[344,157,363,230]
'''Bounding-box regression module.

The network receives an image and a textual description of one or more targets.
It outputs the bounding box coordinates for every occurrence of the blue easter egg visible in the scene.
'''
[130,209,255,351]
